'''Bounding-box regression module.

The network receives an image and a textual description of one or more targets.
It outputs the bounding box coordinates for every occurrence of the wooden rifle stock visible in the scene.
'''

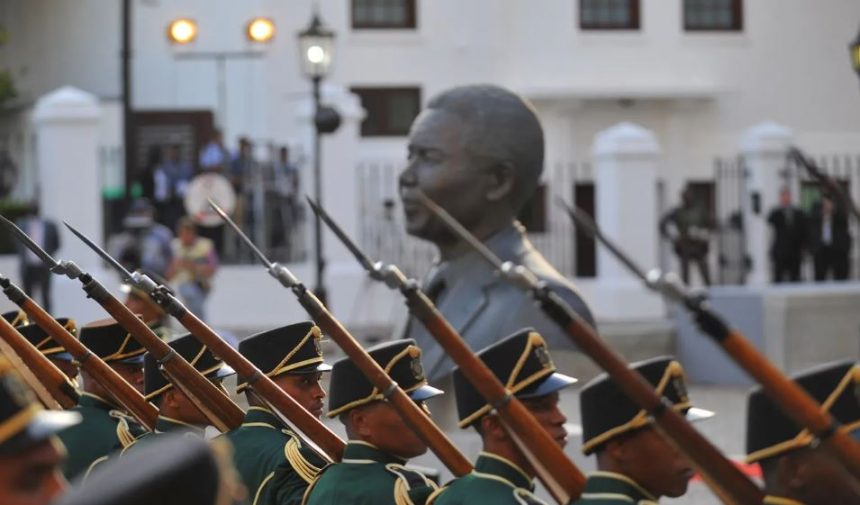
[76,273,244,431]
[0,340,63,410]
[396,272,584,503]
[295,289,473,476]
[165,301,345,461]
[0,277,158,430]
[537,290,765,505]
[0,315,78,409]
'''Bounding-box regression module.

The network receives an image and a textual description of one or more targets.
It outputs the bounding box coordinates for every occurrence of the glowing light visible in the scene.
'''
[306,45,325,64]
[168,18,197,44]
[246,17,275,43]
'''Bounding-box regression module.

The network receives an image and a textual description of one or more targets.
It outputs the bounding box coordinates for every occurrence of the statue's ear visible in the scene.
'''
[484,160,516,203]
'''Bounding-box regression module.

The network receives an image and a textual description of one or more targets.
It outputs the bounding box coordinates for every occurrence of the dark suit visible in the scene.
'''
[16,217,60,312]
[767,206,807,283]
[809,205,851,281]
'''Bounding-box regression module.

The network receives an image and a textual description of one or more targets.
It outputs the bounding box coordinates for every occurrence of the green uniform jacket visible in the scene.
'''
[428,452,547,505]
[222,407,326,505]
[303,441,437,505]
[56,393,130,480]
[571,472,659,505]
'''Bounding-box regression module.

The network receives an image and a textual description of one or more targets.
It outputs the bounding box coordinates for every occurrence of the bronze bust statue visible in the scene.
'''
[398,84,595,381]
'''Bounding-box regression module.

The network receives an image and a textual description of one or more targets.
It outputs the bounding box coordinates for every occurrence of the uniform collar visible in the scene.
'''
[582,472,658,503]
[78,392,117,411]
[764,496,805,505]
[154,415,205,436]
[241,407,284,429]
[342,440,406,465]
[474,452,533,491]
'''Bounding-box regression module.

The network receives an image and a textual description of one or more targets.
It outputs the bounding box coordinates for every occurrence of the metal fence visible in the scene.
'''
[713,151,860,283]
[355,160,596,280]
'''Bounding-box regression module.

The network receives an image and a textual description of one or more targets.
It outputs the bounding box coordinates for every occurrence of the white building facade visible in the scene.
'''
[1,0,859,329]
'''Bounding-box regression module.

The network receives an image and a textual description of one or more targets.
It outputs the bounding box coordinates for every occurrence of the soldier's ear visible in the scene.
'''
[348,407,373,439]
[780,451,811,492]
[479,413,506,442]
[483,160,516,204]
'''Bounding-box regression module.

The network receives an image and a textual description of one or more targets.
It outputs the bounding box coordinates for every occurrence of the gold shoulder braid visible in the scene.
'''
[284,436,322,484]
[386,463,438,505]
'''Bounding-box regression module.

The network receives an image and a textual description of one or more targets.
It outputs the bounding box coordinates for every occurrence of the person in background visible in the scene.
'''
[809,193,852,281]
[108,198,174,279]
[766,187,808,283]
[166,217,218,321]
[153,144,194,232]
[16,202,60,312]
[660,188,713,286]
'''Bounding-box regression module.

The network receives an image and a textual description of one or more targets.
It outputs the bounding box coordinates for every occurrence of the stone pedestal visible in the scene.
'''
[590,122,664,320]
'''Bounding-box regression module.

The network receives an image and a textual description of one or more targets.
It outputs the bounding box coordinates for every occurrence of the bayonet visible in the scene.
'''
[208,199,474,477]
[417,191,765,505]
[557,196,860,485]
[66,220,345,462]
[0,215,81,279]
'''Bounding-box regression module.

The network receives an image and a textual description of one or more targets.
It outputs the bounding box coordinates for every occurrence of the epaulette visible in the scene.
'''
[109,410,147,448]
[386,463,438,505]
[300,464,332,505]
[284,436,323,484]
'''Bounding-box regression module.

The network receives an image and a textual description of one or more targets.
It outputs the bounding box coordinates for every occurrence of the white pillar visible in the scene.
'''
[740,121,795,286]
[32,86,110,321]
[590,122,664,320]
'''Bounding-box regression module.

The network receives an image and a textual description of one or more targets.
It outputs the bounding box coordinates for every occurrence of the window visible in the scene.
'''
[684,0,743,31]
[352,0,417,29]
[351,87,421,137]
[579,0,640,30]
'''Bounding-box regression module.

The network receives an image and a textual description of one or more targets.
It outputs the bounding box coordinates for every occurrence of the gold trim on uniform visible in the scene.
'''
[746,365,860,463]
[102,331,147,362]
[582,361,689,455]
[0,404,39,445]
[763,496,805,505]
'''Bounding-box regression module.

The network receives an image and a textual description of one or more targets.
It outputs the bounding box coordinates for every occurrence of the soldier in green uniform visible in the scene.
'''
[122,268,173,341]
[429,328,576,505]
[129,332,235,446]
[573,357,713,505]
[303,339,441,505]
[0,354,80,505]
[224,321,331,505]
[746,361,860,505]
[16,318,80,380]
[54,318,148,480]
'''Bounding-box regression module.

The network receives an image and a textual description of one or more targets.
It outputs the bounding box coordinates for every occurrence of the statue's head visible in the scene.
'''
[399,84,544,244]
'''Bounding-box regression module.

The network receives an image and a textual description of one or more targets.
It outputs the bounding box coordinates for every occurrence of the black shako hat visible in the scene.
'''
[746,360,860,463]
[237,321,331,393]
[2,309,28,327]
[144,333,235,400]
[453,328,577,428]
[327,339,442,418]
[580,356,713,455]
[16,318,78,362]
[0,356,80,456]
[79,318,147,365]
[54,435,242,505]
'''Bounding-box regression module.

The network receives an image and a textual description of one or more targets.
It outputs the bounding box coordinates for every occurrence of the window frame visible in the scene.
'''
[351,0,417,30]
[579,0,641,31]
[351,86,422,138]
[683,0,743,32]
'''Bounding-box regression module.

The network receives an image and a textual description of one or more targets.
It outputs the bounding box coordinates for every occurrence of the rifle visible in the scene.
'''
[0,215,244,432]
[0,274,158,431]
[0,313,78,409]
[64,222,345,462]
[208,199,473,477]
[558,199,860,484]
[416,191,765,505]
[307,197,584,504]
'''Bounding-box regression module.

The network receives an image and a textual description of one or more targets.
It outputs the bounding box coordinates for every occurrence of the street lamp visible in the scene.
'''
[298,11,340,305]
[850,26,860,82]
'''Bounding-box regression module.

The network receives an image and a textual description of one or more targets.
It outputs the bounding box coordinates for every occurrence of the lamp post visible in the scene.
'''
[850,26,860,83]
[298,11,340,305]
